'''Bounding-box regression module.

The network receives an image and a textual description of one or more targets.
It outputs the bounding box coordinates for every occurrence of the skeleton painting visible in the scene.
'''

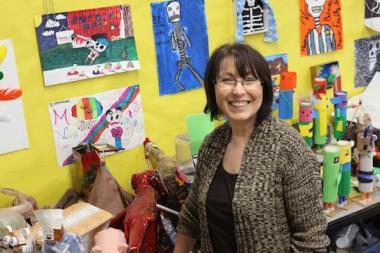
[354,35,380,88]
[241,0,268,35]
[151,0,209,96]
[365,0,380,32]
[300,0,343,56]
[48,85,145,166]
[35,5,140,86]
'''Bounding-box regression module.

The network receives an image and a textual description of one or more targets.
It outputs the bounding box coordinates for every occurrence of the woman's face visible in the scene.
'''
[215,57,263,127]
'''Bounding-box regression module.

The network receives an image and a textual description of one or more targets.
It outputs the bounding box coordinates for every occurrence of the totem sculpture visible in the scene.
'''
[298,99,314,147]
[357,121,378,202]
[337,140,354,206]
[313,94,330,150]
[322,144,341,212]
[279,72,297,125]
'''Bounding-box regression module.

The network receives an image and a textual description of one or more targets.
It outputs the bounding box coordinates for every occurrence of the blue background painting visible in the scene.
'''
[151,0,209,96]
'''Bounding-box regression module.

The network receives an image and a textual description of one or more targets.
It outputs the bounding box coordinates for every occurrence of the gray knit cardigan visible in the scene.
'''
[177,115,330,252]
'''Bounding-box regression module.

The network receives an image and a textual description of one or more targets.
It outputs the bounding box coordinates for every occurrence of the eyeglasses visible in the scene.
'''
[215,76,261,90]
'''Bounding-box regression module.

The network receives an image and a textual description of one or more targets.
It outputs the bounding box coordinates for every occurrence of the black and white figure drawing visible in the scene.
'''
[365,0,380,32]
[241,0,268,35]
[354,35,380,87]
[166,1,204,90]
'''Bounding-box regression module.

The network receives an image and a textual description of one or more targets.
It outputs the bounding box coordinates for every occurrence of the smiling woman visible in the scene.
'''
[174,43,330,253]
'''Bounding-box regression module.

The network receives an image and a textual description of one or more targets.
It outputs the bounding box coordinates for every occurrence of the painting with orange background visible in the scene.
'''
[300,0,343,56]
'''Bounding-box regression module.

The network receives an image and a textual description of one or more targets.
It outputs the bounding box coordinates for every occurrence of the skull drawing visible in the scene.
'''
[305,0,326,18]
[369,39,380,72]
[167,1,181,23]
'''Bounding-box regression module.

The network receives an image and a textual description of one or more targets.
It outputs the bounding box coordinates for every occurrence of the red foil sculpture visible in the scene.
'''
[112,170,167,253]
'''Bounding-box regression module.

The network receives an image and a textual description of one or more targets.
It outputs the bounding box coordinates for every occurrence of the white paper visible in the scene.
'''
[0,39,29,155]
[48,85,145,166]
[347,72,380,129]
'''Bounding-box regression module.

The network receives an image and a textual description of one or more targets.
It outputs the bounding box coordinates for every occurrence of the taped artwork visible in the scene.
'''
[354,35,380,88]
[0,39,29,155]
[300,0,343,56]
[365,0,380,32]
[35,5,139,86]
[151,0,209,95]
[240,0,268,35]
[48,85,145,166]
[265,53,288,110]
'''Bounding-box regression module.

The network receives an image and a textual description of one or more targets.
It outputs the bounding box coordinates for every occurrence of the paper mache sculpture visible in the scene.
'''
[111,170,168,253]
[356,114,378,202]
[0,188,38,223]
[91,228,131,253]
[322,144,341,212]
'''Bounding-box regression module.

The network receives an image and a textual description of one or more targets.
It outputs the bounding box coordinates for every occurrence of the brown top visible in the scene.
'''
[177,115,330,252]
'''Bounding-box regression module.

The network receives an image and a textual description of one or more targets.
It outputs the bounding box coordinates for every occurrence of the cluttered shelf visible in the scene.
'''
[327,191,380,231]
[326,187,380,252]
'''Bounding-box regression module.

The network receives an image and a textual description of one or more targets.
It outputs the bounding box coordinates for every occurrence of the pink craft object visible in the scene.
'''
[91,228,130,253]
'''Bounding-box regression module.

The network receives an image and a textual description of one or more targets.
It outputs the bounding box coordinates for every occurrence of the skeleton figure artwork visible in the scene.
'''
[106,107,124,151]
[151,0,209,95]
[241,0,267,35]
[166,1,203,91]
[300,0,343,56]
[84,37,110,65]
[365,0,380,32]
[354,35,380,88]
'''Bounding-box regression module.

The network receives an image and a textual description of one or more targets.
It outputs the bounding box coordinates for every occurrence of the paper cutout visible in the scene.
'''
[365,0,380,32]
[48,85,145,166]
[265,53,288,110]
[0,39,29,155]
[300,0,343,56]
[241,0,268,35]
[151,0,209,95]
[235,0,278,43]
[35,5,140,86]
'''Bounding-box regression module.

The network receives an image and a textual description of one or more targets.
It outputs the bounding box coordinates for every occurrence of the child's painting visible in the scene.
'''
[48,85,145,166]
[151,0,209,96]
[365,0,380,32]
[35,5,140,86]
[240,0,268,35]
[0,39,29,155]
[300,0,343,56]
[355,35,380,87]
[310,61,341,92]
[265,53,288,110]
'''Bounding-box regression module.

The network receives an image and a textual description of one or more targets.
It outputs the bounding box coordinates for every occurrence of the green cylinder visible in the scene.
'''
[323,145,341,203]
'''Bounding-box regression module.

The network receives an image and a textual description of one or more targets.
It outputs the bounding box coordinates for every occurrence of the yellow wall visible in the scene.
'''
[0,0,376,208]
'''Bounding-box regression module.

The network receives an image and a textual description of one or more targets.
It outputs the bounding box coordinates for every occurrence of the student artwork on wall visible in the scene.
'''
[240,0,268,35]
[151,0,209,96]
[0,39,29,155]
[48,85,145,166]
[264,53,288,110]
[365,0,380,32]
[354,35,380,88]
[35,5,140,86]
[310,61,341,92]
[300,0,343,56]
